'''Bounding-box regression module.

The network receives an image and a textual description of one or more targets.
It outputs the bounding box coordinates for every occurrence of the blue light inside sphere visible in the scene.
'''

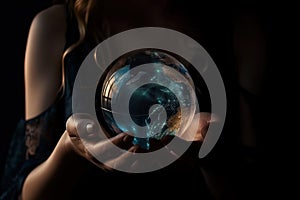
[96,50,196,150]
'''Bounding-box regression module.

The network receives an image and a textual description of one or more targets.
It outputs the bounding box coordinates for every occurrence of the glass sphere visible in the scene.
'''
[95,49,197,149]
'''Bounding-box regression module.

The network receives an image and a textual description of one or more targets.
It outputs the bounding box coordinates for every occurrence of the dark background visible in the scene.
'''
[0,1,295,198]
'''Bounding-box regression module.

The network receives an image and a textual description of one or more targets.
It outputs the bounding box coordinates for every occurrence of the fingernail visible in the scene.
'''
[86,123,94,134]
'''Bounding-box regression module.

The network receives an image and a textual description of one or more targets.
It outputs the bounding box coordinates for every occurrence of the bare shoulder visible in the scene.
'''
[24,4,68,120]
[30,4,67,38]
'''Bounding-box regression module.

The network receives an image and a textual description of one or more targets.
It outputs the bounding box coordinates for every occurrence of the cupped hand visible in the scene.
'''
[64,112,217,172]
[65,113,138,171]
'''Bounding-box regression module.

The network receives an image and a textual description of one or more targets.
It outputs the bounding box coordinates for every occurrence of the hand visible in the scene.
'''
[178,112,218,142]
[64,112,217,172]
[114,112,218,171]
[64,113,179,172]
[151,112,219,170]
[65,113,138,171]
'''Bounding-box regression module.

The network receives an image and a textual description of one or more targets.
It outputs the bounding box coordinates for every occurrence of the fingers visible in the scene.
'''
[104,145,139,170]
[178,112,219,142]
[177,113,204,141]
[65,112,208,172]
[104,144,179,172]
[88,133,135,162]
[66,113,102,142]
[65,113,136,169]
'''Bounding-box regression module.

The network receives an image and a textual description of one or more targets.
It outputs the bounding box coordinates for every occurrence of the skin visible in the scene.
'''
[25,5,66,120]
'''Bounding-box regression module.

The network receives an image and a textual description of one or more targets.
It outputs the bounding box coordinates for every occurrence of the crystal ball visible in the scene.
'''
[95,49,197,149]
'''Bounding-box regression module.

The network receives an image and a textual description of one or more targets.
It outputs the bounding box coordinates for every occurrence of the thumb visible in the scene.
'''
[66,113,102,142]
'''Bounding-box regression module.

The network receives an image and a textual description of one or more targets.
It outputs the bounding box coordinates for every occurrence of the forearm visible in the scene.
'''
[21,132,87,200]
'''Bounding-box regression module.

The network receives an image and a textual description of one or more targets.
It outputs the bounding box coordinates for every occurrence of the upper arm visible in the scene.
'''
[24,5,67,120]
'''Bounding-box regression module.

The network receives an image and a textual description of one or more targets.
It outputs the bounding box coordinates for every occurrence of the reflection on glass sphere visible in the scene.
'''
[95,49,196,150]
